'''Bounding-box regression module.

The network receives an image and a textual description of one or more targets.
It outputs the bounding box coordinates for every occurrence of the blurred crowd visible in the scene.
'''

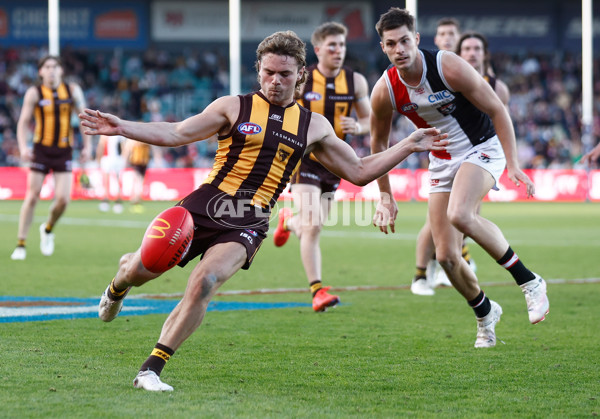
[1,45,598,170]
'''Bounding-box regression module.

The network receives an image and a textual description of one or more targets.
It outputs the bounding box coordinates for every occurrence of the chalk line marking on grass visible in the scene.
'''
[0,296,310,323]
[136,277,600,299]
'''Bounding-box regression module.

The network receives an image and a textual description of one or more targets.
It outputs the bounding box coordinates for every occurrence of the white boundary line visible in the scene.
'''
[135,277,600,299]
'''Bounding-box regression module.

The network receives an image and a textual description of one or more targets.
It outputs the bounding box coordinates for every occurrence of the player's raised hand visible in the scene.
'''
[373,192,398,234]
[79,109,122,136]
[408,127,448,153]
[507,167,535,198]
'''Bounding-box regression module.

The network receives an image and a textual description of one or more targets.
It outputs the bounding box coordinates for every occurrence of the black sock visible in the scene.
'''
[107,278,129,301]
[497,247,535,286]
[414,266,426,282]
[139,343,175,376]
[468,291,491,318]
[310,280,322,297]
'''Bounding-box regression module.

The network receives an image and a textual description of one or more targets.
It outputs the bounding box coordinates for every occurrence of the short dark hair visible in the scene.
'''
[375,7,415,38]
[38,55,62,69]
[436,17,461,31]
[456,31,491,73]
[311,22,347,48]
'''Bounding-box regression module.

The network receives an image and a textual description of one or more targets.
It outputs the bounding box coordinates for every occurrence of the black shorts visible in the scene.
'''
[176,184,269,270]
[132,164,147,176]
[291,157,340,194]
[31,145,73,174]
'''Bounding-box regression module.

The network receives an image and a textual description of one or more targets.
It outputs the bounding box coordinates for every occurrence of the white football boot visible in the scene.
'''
[10,247,26,260]
[520,274,549,324]
[98,285,129,322]
[39,223,55,256]
[474,300,503,348]
[133,370,173,392]
[410,278,435,296]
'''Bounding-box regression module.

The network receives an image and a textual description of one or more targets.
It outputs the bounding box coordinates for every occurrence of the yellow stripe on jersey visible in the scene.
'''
[34,83,74,148]
[332,69,350,138]
[205,136,233,184]
[217,94,269,196]
[253,142,295,207]
[282,103,300,136]
[308,70,326,115]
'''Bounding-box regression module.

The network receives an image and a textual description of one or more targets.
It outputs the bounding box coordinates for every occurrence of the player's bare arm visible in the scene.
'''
[16,87,38,162]
[70,82,93,161]
[308,112,447,186]
[441,52,535,197]
[369,76,399,233]
[81,96,239,147]
[340,72,371,135]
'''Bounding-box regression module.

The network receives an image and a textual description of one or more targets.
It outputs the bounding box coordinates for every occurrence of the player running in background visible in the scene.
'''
[97,134,127,213]
[370,8,549,348]
[272,22,371,312]
[10,55,91,260]
[122,138,162,214]
[80,30,447,392]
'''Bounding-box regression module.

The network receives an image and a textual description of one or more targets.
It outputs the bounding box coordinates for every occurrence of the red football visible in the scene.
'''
[140,206,194,273]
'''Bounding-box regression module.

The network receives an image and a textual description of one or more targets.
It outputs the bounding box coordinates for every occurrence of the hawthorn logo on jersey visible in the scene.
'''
[269,114,283,122]
[238,122,262,135]
[39,99,52,107]
[303,92,322,101]
[479,153,491,163]
[401,103,419,113]
[278,149,291,162]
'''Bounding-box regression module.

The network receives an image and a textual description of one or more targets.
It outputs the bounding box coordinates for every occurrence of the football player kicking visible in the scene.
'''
[80,30,448,392]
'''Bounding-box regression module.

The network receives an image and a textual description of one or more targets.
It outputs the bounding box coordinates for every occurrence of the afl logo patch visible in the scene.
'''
[303,92,322,101]
[238,122,262,135]
[401,102,418,113]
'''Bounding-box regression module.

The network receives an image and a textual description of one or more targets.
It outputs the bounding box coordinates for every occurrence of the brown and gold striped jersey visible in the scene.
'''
[298,64,355,141]
[204,91,310,209]
[33,82,74,149]
[129,141,151,166]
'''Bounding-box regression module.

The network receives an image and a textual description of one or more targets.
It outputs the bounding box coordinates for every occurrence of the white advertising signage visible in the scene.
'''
[151,1,372,41]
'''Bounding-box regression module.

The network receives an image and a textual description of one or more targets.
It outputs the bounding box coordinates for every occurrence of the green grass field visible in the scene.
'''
[1,199,599,418]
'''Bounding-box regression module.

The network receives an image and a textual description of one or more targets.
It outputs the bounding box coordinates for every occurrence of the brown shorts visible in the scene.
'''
[291,157,340,194]
[131,164,147,176]
[31,145,73,174]
[176,184,269,270]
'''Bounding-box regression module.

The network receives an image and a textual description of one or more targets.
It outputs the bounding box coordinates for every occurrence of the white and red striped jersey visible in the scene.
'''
[383,49,496,160]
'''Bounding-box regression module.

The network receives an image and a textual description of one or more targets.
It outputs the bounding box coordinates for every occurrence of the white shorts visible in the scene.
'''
[428,136,506,193]
[100,156,125,174]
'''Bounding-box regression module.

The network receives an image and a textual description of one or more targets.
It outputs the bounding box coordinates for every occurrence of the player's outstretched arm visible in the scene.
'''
[309,113,447,186]
[80,96,238,147]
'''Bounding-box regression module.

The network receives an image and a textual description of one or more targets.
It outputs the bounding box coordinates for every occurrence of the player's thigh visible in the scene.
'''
[291,183,322,226]
[53,172,73,203]
[448,162,494,216]
[192,241,247,285]
[26,170,46,198]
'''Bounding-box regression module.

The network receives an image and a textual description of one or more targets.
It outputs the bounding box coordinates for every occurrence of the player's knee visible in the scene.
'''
[447,208,474,235]
[188,272,220,301]
[299,223,323,238]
